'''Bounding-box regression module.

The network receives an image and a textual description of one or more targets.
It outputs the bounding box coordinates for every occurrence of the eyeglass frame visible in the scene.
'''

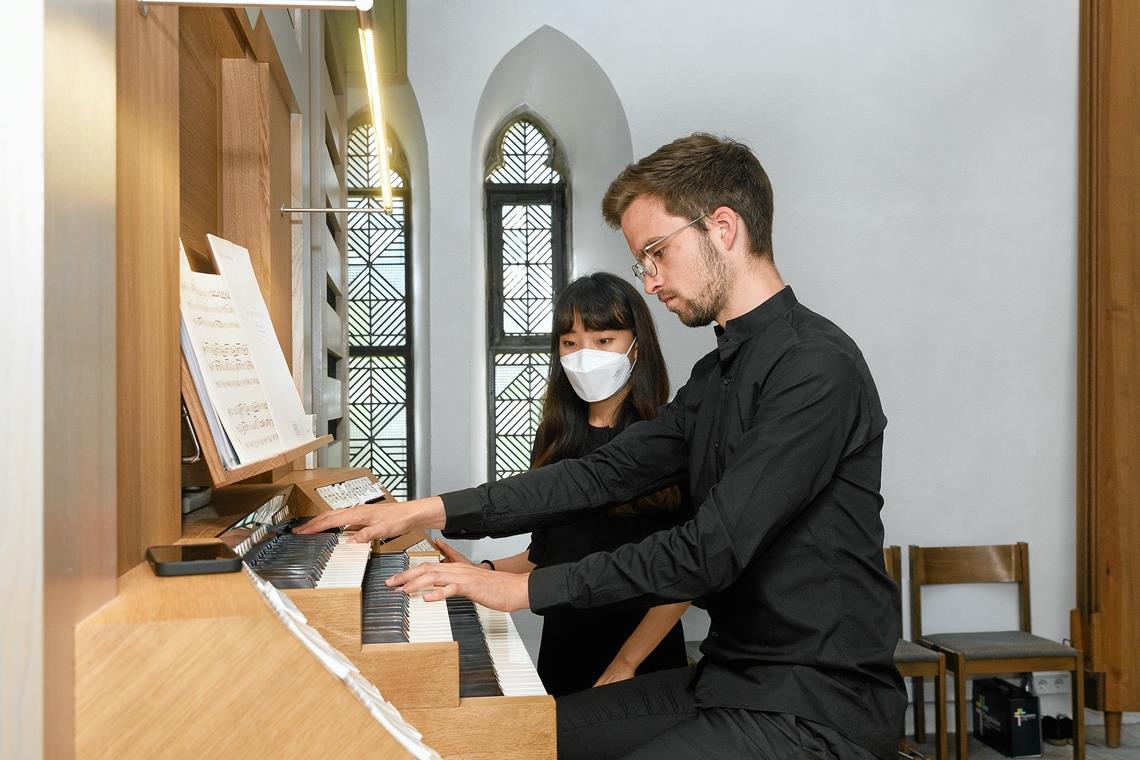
[630,210,713,281]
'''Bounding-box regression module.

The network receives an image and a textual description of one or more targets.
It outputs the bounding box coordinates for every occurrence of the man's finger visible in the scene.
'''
[399,570,442,595]
[388,563,431,587]
[295,506,360,533]
[423,583,460,603]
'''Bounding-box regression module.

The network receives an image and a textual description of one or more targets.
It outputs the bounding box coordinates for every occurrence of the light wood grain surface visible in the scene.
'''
[1076,0,1140,743]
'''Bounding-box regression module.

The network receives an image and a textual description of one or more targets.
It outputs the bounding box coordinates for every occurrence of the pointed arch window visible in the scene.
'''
[346,123,414,498]
[485,118,569,480]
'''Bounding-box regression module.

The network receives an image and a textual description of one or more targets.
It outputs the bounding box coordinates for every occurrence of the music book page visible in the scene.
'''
[207,234,314,449]
[180,247,284,464]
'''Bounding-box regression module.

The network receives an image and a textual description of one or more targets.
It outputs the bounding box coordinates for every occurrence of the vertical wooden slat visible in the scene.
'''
[116,0,182,576]
[1077,0,1140,741]
[221,57,272,291]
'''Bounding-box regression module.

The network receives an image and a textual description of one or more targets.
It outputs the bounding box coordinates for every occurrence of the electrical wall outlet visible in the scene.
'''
[1033,673,1070,695]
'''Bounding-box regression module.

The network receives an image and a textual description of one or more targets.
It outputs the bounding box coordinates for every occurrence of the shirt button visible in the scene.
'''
[722,377,732,386]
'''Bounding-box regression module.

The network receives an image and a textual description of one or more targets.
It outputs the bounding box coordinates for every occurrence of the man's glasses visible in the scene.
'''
[631,211,712,281]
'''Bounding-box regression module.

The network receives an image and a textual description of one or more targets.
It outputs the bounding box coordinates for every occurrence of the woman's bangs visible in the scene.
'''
[554,287,632,336]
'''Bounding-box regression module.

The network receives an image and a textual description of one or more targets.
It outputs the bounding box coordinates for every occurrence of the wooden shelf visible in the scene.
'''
[181,354,332,488]
[181,482,294,540]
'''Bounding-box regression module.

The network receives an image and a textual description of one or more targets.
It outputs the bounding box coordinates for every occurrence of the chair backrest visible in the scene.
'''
[883,545,903,635]
[908,542,1032,639]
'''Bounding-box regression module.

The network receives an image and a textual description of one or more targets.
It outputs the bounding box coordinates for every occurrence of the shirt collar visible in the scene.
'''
[714,286,798,363]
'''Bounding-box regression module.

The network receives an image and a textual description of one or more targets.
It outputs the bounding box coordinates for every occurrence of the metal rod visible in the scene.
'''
[280,205,392,215]
[139,0,363,10]
[181,402,202,465]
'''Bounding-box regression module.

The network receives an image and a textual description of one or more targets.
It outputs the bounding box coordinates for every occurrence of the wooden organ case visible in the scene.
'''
[1075,0,1140,748]
[87,4,554,758]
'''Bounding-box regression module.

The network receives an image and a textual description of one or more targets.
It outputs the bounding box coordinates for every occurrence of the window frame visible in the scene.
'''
[345,122,415,499]
[484,118,569,481]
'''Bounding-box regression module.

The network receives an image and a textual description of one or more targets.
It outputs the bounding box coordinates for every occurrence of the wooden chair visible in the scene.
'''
[886,546,948,760]
[909,543,1084,760]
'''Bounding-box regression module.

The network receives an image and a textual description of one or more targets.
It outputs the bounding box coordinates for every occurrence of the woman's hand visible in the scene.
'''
[593,660,637,687]
[435,538,476,566]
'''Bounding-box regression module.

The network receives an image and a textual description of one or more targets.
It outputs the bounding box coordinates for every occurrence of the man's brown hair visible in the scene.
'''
[601,133,774,257]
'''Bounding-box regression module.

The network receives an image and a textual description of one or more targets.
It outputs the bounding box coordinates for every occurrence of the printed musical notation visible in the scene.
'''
[180,244,283,465]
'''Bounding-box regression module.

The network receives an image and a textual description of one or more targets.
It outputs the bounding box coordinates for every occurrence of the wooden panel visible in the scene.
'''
[75,565,413,759]
[324,301,344,357]
[269,75,294,371]
[321,217,343,291]
[359,641,459,709]
[1077,0,1140,724]
[288,586,362,652]
[181,483,293,540]
[323,376,344,419]
[403,696,556,760]
[117,0,182,571]
[220,57,272,292]
[322,64,342,161]
[179,10,221,266]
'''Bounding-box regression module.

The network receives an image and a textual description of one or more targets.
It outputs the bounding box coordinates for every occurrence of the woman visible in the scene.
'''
[438,271,691,697]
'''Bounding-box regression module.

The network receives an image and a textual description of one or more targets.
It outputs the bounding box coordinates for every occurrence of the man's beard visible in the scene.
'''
[674,234,730,327]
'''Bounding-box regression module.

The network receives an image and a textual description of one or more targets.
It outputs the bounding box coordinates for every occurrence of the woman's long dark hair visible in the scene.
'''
[531,272,680,512]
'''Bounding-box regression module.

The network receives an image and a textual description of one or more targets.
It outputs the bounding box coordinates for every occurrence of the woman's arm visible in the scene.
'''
[594,602,691,686]
[436,538,537,574]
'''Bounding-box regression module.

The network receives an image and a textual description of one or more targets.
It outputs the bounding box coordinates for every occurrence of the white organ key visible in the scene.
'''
[314,532,372,589]
[476,604,546,696]
[406,554,452,643]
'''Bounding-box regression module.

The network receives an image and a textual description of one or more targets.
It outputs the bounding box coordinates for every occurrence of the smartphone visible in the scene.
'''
[146,543,242,576]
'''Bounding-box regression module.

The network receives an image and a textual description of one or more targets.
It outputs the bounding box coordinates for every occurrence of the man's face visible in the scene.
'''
[621,195,729,327]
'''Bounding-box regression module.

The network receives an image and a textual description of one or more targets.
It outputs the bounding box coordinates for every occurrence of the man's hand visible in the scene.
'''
[293,496,447,543]
[387,562,530,613]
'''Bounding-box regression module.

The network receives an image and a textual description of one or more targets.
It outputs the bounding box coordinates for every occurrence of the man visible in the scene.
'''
[299,134,906,759]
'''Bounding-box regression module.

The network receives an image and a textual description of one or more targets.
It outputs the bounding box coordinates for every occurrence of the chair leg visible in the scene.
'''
[953,656,969,760]
[913,675,927,742]
[935,657,948,760]
[1071,654,1085,760]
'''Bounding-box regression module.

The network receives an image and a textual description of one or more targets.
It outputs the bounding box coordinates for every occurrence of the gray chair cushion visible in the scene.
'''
[920,630,1077,660]
[895,638,941,664]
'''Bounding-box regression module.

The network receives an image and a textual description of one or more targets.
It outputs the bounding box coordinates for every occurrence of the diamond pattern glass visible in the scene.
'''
[348,355,409,499]
[486,121,562,184]
[346,123,413,497]
[492,351,551,480]
[501,204,554,336]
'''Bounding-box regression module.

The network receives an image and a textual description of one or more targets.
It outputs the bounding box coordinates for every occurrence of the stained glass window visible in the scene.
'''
[346,124,413,498]
[485,119,567,481]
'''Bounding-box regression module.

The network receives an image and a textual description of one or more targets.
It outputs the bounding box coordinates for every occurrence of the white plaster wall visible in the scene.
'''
[406,0,1084,717]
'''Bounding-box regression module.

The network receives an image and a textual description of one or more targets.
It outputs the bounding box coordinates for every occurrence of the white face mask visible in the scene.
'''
[560,339,637,403]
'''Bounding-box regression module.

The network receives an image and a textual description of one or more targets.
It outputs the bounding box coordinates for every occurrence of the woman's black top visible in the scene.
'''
[526,425,690,697]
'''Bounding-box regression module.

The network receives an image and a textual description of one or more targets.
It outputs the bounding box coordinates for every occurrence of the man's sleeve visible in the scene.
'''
[528,343,872,614]
[439,381,693,539]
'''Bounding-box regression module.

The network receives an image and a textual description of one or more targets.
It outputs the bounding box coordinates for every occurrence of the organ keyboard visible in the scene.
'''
[229,470,555,760]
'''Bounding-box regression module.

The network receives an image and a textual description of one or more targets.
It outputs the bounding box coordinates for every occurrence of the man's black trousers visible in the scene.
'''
[555,666,879,760]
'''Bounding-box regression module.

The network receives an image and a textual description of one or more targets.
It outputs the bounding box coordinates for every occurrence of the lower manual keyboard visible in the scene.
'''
[361,552,545,698]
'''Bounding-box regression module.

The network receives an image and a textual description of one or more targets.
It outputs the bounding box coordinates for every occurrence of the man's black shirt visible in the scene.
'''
[442,287,906,758]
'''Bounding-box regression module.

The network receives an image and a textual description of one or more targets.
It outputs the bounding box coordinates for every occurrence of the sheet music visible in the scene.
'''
[207,235,314,449]
[180,247,284,464]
